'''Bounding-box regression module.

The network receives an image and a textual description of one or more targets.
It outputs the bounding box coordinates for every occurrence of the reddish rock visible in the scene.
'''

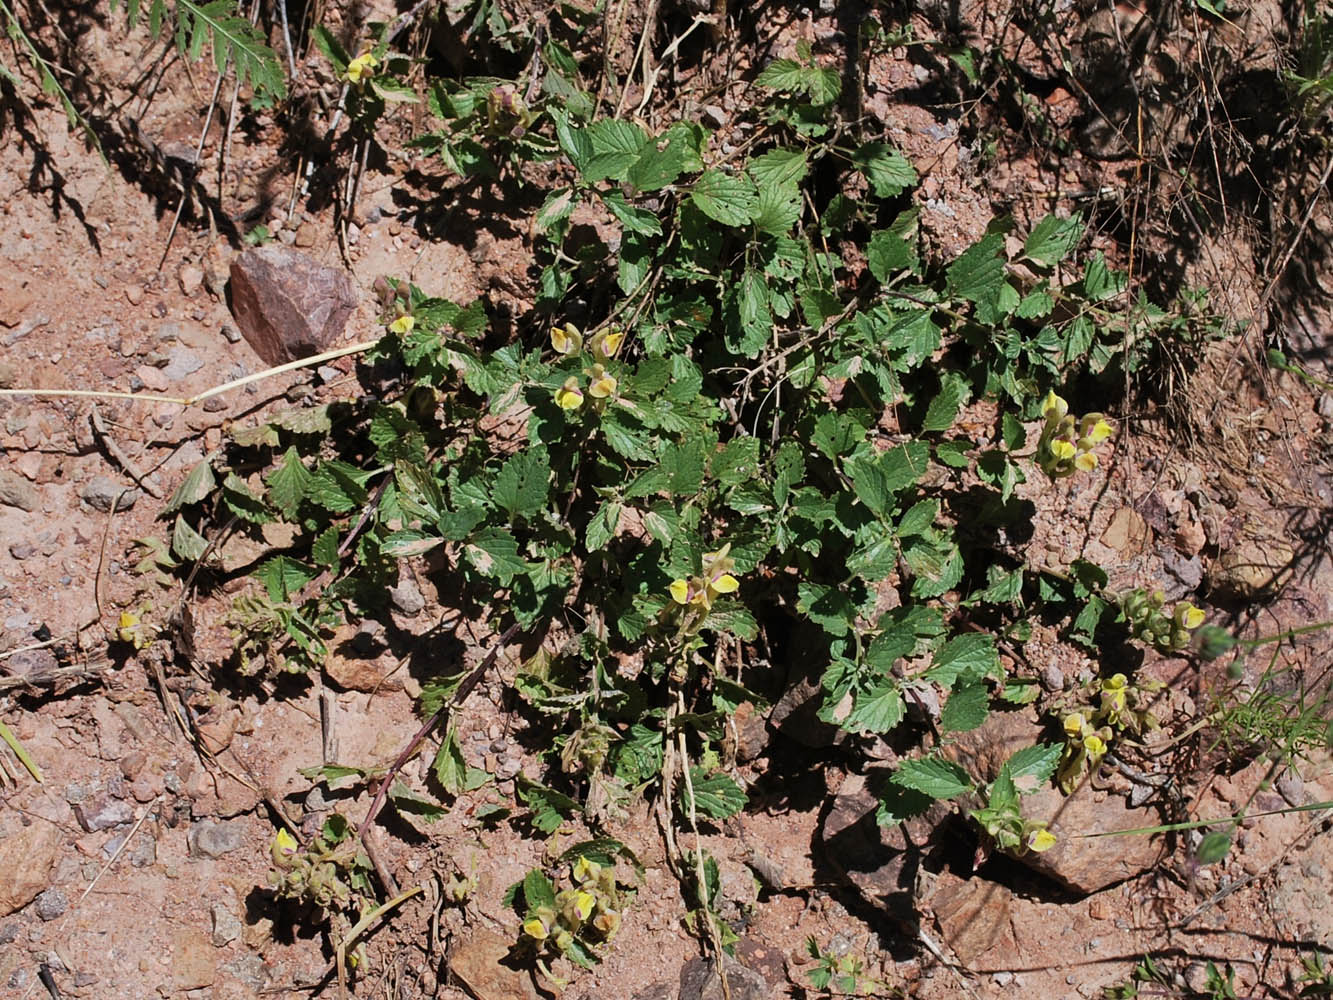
[228,246,357,366]
[0,819,61,915]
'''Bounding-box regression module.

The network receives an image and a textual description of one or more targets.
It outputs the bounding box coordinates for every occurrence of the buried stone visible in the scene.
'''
[228,246,357,366]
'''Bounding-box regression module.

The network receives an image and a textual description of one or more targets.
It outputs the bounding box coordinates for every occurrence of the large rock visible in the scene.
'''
[943,709,1163,894]
[0,818,61,915]
[448,928,541,1000]
[228,246,357,366]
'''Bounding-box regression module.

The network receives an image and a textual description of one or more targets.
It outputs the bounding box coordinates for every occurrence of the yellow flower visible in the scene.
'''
[522,917,548,939]
[555,378,584,410]
[1042,390,1069,421]
[551,322,583,355]
[710,573,739,594]
[1084,417,1114,445]
[573,891,596,921]
[669,579,692,604]
[1074,451,1098,472]
[1063,712,1087,737]
[587,364,617,399]
[590,329,625,359]
[346,50,378,84]
[271,827,299,867]
[1175,602,1206,630]
[572,856,601,883]
[1050,438,1076,461]
[1027,828,1057,853]
[1084,733,1107,757]
[389,314,414,335]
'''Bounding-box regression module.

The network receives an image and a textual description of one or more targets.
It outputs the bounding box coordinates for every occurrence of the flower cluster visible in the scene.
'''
[521,857,624,958]
[551,323,623,411]
[669,545,740,613]
[1055,671,1164,791]
[268,826,358,913]
[1037,390,1113,479]
[1120,588,1207,652]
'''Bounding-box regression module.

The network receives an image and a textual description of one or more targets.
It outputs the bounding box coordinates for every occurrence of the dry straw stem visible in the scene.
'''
[0,339,378,407]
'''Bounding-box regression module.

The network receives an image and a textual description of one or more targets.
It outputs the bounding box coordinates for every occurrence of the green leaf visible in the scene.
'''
[602,189,663,235]
[222,473,271,524]
[812,412,867,460]
[253,555,316,601]
[892,757,973,799]
[747,147,808,189]
[517,778,580,834]
[522,867,558,910]
[690,170,756,226]
[683,768,747,819]
[307,461,370,514]
[1001,742,1061,792]
[388,780,447,821]
[749,180,802,235]
[922,373,969,432]
[171,514,209,561]
[711,436,760,485]
[432,726,468,795]
[1196,830,1233,865]
[493,447,550,520]
[755,57,805,91]
[947,231,1006,307]
[853,142,918,198]
[866,605,946,666]
[582,118,646,182]
[1082,251,1125,301]
[618,230,654,295]
[926,633,1001,688]
[843,680,905,734]
[867,230,915,281]
[585,501,621,552]
[940,684,989,732]
[935,439,972,468]
[847,441,930,517]
[467,527,531,585]
[1001,412,1027,450]
[164,458,216,514]
[797,582,856,636]
[266,448,311,520]
[876,782,933,825]
[663,436,709,495]
[1023,213,1083,267]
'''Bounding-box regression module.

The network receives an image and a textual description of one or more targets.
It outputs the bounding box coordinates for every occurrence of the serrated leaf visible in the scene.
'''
[940,684,989,732]
[748,147,808,189]
[222,472,271,524]
[926,633,1001,687]
[891,757,973,799]
[171,514,209,561]
[1001,743,1061,792]
[847,441,930,517]
[432,726,468,795]
[867,229,915,281]
[265,448,310,520]
[876,782,933,825]
[797,581,856,636]
[388,780,447,821]
[844,680,906,734]
[711,436,760,485]
[853,142,918,198]
[467,527,531,585]
[585,501,621,551]
[523,867,558,909]
[755,57,805,91]
[683,768,746,818]
[922,373,968,432]
[306,461,370,513]
[493,447,550,520]
[1023,213,1083,267]
[947,231,1006,306]
[517,778,579,834]
[164,458,216,514]
[253,554,316,601]
[749,180,802,235]
[691,169,756,226]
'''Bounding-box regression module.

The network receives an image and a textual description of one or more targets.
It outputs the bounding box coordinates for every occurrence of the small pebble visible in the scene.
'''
[221,324,242,344]
[34,889,68,921]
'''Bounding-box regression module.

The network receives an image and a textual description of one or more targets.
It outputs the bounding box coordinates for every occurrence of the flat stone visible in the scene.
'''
[172,926,217,990]
[211,903,242,946]
[1209,537,1295,600]
[679,954,768,1000]
[188,819,247,859]
[3,647,58,678]
[0,469,39,512]
[930,876,1018,965]
[80,476,139,513]
[72,795,134,832]
[388,576,425,616]
[448,928,541,1000]
[0,272,35,326]
[162,346,205,382]
[0,819,61,915]
[228,246,357,366]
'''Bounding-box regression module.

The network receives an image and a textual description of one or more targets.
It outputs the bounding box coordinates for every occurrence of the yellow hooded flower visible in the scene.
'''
[587,364,617,399]
[590,329,625,359]
[1175,602,1206,630]
[347,50,378,84]
[1074,451,1098,472]
[1083,416,1114,445]
[551,323,583,355]
[1063,712,1087,738]
[669,578,692,605]
[1027,828,1057,853]
[572,890,596,921]
[1050,439,1076,462]
[572,856,601,883]
[555,378,584,410]
[389,314,415,335]
[522,917,548,939]
[1042,390,1069,421]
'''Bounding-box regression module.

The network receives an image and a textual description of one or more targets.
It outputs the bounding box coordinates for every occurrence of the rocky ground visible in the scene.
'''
[2,1,1333,998]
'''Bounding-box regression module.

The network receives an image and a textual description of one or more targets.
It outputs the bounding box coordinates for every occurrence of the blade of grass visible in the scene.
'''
[0,719,43,783]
